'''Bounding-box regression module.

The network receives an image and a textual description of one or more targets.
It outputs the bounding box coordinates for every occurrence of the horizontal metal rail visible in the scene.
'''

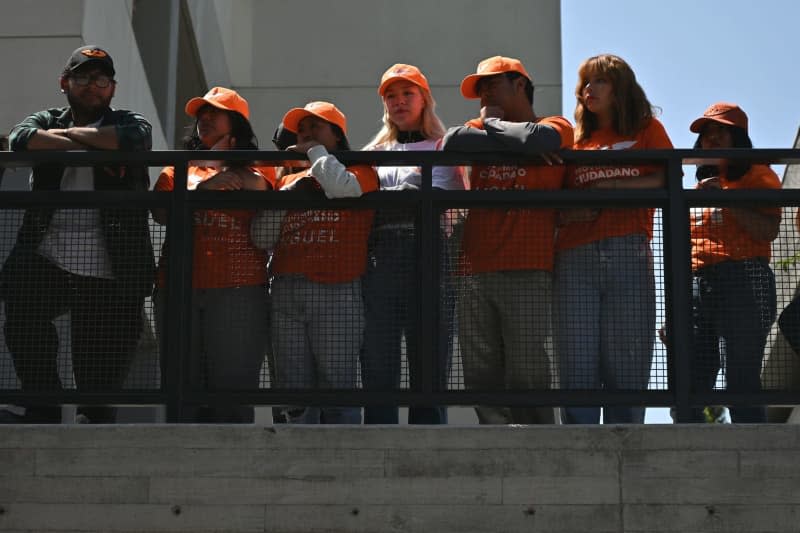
[0,148,798,422]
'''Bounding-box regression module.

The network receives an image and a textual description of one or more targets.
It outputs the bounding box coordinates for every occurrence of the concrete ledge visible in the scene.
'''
[0,425,798,532]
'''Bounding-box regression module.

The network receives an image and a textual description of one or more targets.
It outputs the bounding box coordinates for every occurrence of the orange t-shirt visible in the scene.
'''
[556,118,674,251]
[691,165,781,270]
[270,165,378,284]
[155,165,275,289]
[461,115,574,273]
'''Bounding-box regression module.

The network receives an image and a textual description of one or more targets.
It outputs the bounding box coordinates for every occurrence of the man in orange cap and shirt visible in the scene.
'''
[443,56,573,425]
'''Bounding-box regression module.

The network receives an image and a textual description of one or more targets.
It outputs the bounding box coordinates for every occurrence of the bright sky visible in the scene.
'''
[561,1,800,423]
[562,0,799,188]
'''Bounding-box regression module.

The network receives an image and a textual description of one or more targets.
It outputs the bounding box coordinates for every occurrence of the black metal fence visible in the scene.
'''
[1,148,799,423]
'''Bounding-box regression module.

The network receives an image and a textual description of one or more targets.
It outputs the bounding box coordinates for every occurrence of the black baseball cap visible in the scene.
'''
[64,45,115,76]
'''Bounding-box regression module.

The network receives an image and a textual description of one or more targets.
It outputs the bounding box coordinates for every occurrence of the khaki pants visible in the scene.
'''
[457,270,557,424]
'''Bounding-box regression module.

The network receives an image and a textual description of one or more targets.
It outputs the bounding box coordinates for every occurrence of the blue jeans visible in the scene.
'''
[360,228,451,424]
[271,275,362,424]
[555,234,655,424]
[692,259,776,423]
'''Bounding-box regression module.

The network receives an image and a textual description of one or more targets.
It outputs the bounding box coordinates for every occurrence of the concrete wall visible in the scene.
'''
[0,0,167,151]
[192,0,563,149]
[1,424,799,532]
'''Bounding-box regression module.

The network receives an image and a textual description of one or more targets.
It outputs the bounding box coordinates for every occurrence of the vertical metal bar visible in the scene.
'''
[418,163,437,399]
[163,162,193,422]
[164,0,180,148]
[663,155,693,422]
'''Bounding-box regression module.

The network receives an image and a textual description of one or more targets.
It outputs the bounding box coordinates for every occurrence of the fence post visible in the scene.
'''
[163,162,193,422]
[664,154,694,422]
[417,163,438,404]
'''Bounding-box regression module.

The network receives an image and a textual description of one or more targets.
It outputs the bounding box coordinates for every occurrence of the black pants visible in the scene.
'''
[691,259,776,423]
[3,252,142,423]
[779,293,800,356]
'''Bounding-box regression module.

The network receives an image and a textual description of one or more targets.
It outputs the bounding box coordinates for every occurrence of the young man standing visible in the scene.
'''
[2,45,154,423]
[443,56,573,424]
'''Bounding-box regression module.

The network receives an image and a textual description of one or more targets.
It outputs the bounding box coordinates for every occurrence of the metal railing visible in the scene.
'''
[1,148,799,423]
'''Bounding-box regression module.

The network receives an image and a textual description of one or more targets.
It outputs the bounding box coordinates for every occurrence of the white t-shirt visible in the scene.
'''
[369,138,464,190]
[37,118,114,279]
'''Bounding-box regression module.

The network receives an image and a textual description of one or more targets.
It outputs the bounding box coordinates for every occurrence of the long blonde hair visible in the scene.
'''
[574,54,656,142]
[363,86,447,149]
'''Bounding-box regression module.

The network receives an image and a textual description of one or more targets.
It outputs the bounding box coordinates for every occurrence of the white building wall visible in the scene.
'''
[192,0,563,148]
[0,0,167,151]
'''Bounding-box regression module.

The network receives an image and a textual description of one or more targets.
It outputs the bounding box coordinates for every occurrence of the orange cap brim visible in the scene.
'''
[378,76,430,96]
[690,116,736,133]
[185,96,249,119]
[460,73,491,99]
[282,108,347,135]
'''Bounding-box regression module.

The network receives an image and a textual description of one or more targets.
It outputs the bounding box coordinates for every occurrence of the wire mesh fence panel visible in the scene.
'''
[155,202,272,422]
[650,209,669,391]
[0,207,24,390]
[767,205,800,392]
[3,149,800,422]
[0,204,155,423]
[360,206,424,395]
[689,191,785,422]
[265,202,374,424]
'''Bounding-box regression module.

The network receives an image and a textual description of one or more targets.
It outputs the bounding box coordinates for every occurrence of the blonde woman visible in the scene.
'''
[361,64,463,424]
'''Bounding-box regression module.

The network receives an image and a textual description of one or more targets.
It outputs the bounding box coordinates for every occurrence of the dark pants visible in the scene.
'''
[155,286,269,424]
[778,293,800,355]
[361,228,450,424]
[692,259,776,423]
[3,252,142,423]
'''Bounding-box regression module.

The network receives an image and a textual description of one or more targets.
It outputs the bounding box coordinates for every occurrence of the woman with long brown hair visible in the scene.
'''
[555,54,673,424]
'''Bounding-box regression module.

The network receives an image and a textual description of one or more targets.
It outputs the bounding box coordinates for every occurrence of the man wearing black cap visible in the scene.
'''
[1,45,155,423]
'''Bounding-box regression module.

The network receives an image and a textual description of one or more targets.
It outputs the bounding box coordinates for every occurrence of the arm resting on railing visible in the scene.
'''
[442,117,562,154]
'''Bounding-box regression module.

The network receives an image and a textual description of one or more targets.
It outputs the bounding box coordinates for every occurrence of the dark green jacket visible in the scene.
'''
[4,106,155,297]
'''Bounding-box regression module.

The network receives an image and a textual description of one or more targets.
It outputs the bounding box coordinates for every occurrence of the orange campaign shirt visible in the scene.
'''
[155,165,275,289]
[691,164,781,270]
[556,118,674,251]
[271,165,378,284]
[461,115,574,273]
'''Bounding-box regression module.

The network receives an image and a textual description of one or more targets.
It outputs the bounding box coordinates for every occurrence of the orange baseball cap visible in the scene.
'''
[460,56,532,99]
[378,63,431,96]
[690,102,748,133]
[185,87,250,119]
[282,101,347,134]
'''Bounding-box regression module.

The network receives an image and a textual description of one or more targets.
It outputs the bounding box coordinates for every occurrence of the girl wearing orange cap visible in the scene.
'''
[269,101,379,424]
[555,54,673,425]
[689,102,780,423]
[359,64,463,425]
[152,87,274,423]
